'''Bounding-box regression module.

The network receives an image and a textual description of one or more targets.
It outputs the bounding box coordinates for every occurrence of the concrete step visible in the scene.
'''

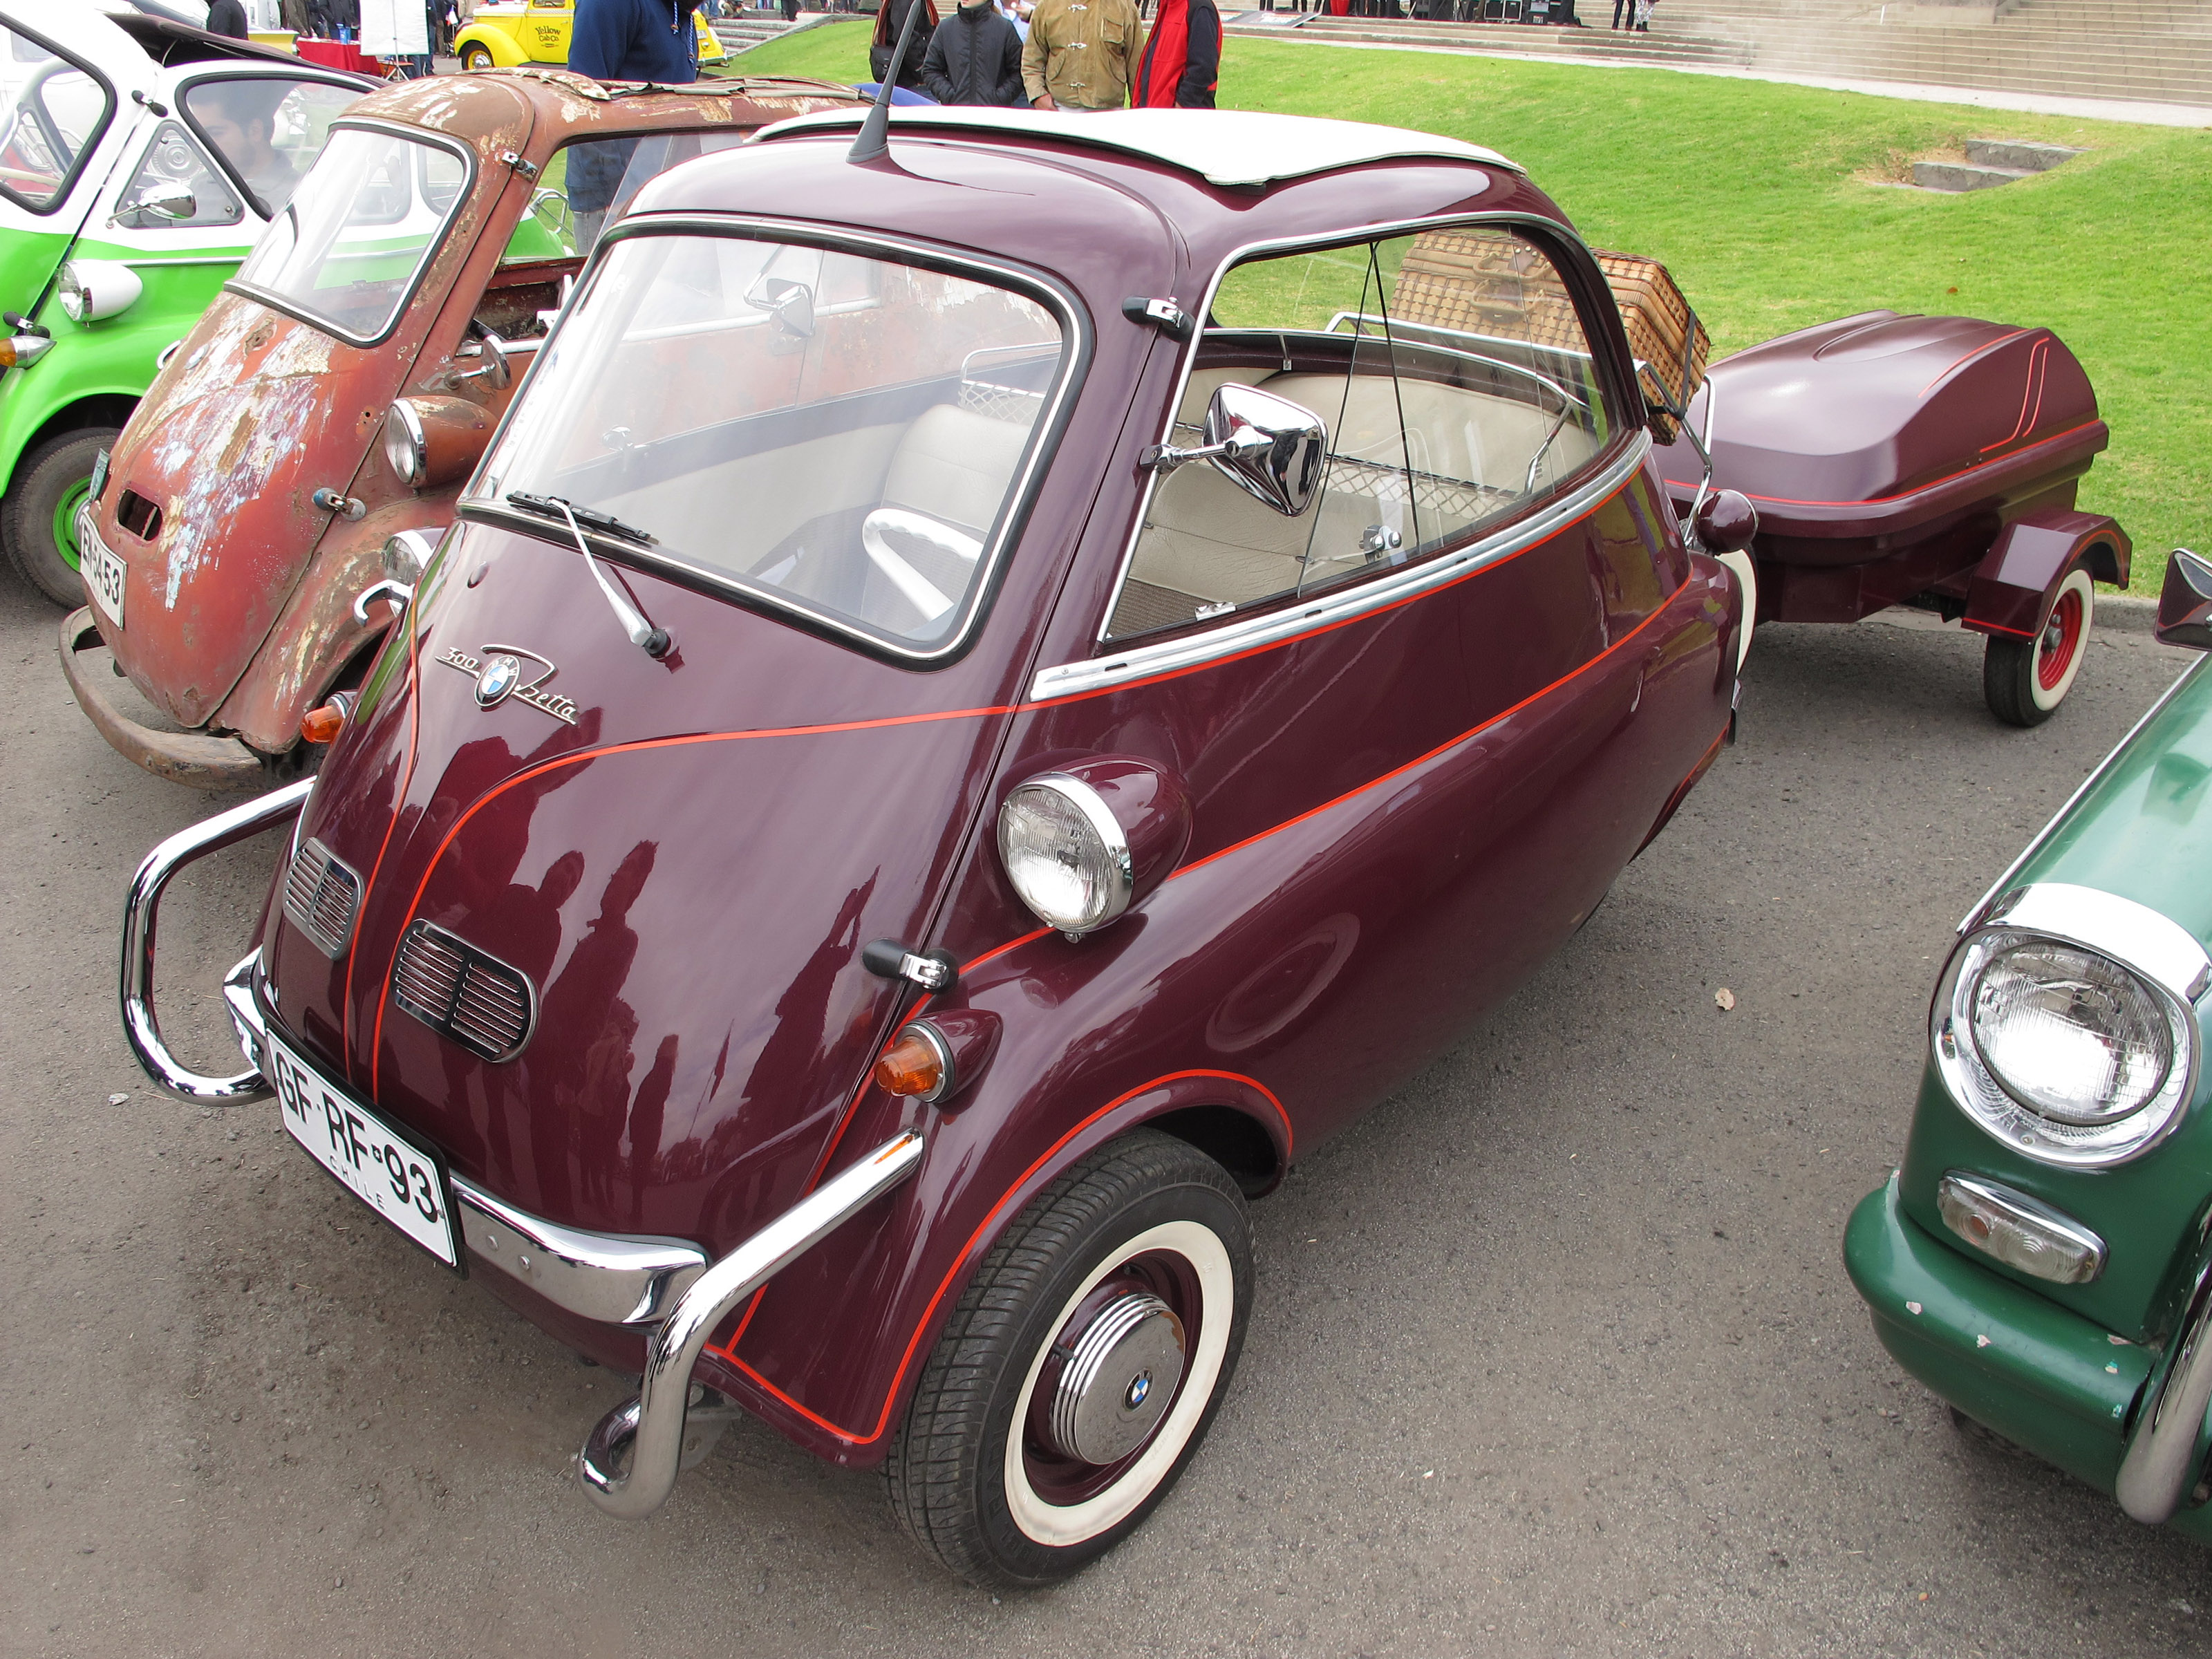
[1965,136,2082,167]
[1912,158,2034,187]
[1235,17,1756,62]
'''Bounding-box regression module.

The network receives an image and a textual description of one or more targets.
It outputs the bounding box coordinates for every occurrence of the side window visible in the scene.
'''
[0,21,113,213]
[1104,226,1613,642]
[183,77,364,218]
[113,122,243,229]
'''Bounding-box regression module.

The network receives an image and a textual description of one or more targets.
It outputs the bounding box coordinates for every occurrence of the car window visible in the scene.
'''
[111,119,243,229]
[0,20,113,214]
[230,126,473,344]
[1104,226,1613,642]
[182,76,365,218]
[473,231,1070,658]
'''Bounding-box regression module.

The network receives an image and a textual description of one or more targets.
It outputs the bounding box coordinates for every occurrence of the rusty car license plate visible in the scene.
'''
[78,505,126,628]
[270,1030,460,1266]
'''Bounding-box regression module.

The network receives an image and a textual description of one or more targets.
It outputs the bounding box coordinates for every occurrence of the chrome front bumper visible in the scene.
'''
[122,789,928,1517]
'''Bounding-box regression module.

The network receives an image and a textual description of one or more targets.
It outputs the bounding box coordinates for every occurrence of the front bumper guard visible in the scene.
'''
[62,609,265,789]
[2117,1247,2212,1524]
[122,782,928,1518]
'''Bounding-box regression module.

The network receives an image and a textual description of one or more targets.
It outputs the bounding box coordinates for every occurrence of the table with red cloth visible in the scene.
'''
[293,38,388,76]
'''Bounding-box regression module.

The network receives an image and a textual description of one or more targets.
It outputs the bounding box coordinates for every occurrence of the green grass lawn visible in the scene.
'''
[738,21,2209,588]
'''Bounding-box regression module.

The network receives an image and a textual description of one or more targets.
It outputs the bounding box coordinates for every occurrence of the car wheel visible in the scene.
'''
[1984,566,2093,728]
[460,44,494,70]
[3,427,120,608]
[883,1127,1253,1588]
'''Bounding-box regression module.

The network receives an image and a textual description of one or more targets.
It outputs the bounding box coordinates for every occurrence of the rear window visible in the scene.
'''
[229,124,471,344]
[0,19,114,214]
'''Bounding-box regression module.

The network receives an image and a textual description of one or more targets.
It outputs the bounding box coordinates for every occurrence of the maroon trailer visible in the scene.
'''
[1655,310,2130,727]
[116,106,1747,1586]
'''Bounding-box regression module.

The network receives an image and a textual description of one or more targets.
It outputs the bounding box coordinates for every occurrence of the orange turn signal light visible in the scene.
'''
[873,1028,946,1099]
[299,702,346,745]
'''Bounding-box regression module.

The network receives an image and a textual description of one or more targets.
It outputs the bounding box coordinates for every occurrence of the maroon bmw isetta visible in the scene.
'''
[120,106,1745,1585]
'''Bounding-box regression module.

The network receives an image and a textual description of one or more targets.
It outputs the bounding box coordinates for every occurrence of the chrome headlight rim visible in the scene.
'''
[1933,883,2208,1168]
[996,771,1136,936]
[383,398,428,488]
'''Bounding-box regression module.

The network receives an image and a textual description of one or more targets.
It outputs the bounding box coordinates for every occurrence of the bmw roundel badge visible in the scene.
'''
[475,653,522,707]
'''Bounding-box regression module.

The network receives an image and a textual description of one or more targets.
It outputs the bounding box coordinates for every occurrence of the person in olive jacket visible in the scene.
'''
[921,0,1026,106]
[1022,0,1144,110]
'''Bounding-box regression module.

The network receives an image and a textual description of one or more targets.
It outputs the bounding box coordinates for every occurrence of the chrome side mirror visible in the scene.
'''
[746,276,815,340]
[2156,547,2212,653]
[127,187,196,222]
[456,329,512,392]
[1141,384,1327,518]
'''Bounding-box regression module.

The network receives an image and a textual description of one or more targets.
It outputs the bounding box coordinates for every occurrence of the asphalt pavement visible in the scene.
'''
[3,577,2206,1657]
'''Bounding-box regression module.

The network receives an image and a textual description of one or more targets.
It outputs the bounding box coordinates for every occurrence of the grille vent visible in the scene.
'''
[391,921,534,1062]
[282,838,361,958]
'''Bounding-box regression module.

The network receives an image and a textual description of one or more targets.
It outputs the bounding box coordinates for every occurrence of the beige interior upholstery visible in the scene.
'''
[881,404,1034,536]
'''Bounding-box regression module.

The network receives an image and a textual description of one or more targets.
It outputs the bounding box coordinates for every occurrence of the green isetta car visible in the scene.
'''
[1848,547,2212,1543]
[0,0,366,603]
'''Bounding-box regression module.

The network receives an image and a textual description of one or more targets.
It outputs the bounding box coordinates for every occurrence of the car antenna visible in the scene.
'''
[847,0,928,165]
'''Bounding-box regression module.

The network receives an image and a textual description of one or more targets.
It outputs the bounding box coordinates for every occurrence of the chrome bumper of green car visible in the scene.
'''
[1845,1174,2212,1543]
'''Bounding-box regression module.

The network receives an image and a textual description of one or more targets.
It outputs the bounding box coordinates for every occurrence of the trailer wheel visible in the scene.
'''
[1985,567,2094,728]
[883,1127,1253,1588]
[3,427,120,608]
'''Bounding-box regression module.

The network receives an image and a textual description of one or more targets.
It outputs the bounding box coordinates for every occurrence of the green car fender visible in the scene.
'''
[0,252,241,508]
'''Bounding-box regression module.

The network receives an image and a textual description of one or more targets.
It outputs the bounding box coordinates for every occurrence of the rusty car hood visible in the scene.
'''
[260,526,1015,1253]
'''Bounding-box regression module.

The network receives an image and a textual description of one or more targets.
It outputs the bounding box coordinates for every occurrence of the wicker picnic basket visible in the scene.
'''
[1392,230,1709,442]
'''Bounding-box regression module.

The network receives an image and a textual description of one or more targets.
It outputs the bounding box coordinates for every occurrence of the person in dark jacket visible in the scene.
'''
[920,0,1023,106]
[870,0,937,91]
[570,0,702,84]
[1131,0,1217,108]
[206,0,251,39]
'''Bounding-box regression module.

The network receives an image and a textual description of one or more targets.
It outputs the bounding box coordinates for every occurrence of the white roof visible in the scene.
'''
[754,106,1519,187]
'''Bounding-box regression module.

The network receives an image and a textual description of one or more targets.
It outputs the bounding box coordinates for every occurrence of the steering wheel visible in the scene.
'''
[861,507,983,625]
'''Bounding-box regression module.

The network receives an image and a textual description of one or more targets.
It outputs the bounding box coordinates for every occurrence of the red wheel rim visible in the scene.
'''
[1020,1248,1202,1506]
[2036,588,2084,693]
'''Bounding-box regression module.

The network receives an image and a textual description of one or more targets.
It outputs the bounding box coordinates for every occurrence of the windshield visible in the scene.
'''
[474,232,1071,657]
[229,125,470,343]
[0,21,113,213]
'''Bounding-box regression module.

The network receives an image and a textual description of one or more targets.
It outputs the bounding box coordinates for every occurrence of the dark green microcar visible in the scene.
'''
[1847,547,2212,1543]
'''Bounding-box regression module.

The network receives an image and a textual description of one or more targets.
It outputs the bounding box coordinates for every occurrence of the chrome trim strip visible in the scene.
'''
[1087,209,1632,660]
[1031,431,1651,702]
[1934,1171,2106,1284]
[2117,1246,2212,1525]
[1960,655,2212,935]
[577,1129,926,1520]
[1985,883,2212,1007]
[120,778,315,1103]
[466,213,1092,669]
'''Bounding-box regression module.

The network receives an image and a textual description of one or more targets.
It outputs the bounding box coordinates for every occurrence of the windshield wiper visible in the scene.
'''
[504,491,672,659]
[507,489,655,546]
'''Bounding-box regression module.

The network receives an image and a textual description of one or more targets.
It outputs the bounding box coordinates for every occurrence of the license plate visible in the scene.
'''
[270,1030,460,1267]
[79,505,126,628]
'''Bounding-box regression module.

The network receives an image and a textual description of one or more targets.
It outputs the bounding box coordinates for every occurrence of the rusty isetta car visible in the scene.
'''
[119,107,1752,1584]
[62,69,864,788]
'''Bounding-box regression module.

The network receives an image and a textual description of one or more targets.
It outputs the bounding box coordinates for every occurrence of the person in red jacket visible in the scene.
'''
[1131,0,1218,109]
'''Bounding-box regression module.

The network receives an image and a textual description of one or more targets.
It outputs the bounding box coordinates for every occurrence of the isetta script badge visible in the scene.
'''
[435,644,579,726]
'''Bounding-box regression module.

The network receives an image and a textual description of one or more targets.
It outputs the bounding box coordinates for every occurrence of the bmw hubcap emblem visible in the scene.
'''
[475,653,521,707]
[1125,1370,1152,1410]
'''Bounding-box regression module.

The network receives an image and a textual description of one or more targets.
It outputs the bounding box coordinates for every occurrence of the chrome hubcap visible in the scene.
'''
[1045,1289,1185,1465]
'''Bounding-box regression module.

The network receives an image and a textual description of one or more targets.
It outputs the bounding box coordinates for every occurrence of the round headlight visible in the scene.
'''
[997,774,1134,936]
[1935,924,2197,1166]
[57,263,88,324]
[1969,940,2173,1123]
[55,260,141,325]
[383,400,427,487]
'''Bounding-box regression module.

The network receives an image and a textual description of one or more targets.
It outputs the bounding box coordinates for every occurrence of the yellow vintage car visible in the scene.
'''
[454,0,728,72]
